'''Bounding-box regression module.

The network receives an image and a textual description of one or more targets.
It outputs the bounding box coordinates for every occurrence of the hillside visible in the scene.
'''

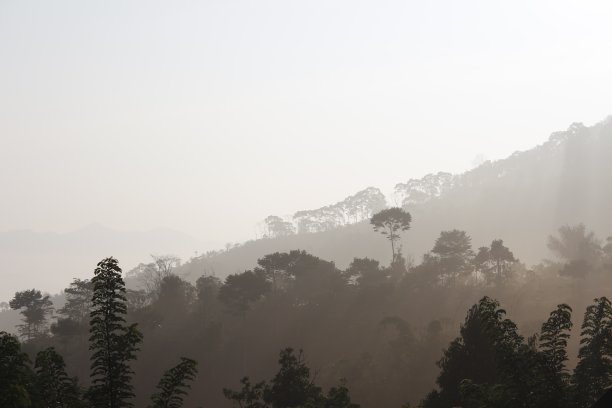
[178,117,612,280]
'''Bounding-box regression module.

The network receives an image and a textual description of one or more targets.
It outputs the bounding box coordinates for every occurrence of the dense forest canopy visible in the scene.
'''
[2,212,612,406]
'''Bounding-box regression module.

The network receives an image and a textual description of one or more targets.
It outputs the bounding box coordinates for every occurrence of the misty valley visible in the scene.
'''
[2,120,612,408]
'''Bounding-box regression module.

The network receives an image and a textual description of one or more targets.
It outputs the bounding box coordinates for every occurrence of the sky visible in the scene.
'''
[1,0,612,246]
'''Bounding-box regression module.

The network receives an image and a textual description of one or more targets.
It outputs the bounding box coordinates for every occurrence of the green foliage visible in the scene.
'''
[150,357,198,408]
[88,257,143,408]
[9,289,54,341]
[34,347,80,408]
[0,331,33,408]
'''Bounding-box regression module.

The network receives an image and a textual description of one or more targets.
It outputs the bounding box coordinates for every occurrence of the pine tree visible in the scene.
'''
[150,357,198,408]
[87,257,143,408]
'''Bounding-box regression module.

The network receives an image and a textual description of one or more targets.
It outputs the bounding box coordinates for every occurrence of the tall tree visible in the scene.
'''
[34,347,80,408]
[0,331,33,408]
[150,357,198,408]
[370,207,412,262]
[88,257,143,408]
[573,297,612,408]
[9,289,54,341]
[538,304,573,408]
[540,304,573,377]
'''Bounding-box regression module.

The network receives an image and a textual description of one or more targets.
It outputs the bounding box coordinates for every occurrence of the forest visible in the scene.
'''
[2,207,612,408]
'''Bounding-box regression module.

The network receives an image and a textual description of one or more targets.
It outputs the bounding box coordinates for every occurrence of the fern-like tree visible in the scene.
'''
[88,257,143,408]
[150,357,198,408]
[34,347,80,407]
[538,304,573,408]
[540,304,573,377]
[370,207,412,262]
[573,297,612,408]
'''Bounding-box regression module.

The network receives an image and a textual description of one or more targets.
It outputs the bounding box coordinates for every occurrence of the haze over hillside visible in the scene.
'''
[2,117,611,302]
[178,117,612,281]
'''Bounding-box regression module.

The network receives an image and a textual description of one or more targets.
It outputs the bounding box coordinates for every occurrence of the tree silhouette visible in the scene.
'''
[431,230,473,283]
[9,289,54,341]
[370,207,412,262]
[538,304,573,408]
[0,331,33,408]
[88,257,143,408]
[34,347,80,407]
[547,224,601,262]
[218,270,271,316]
[573,297,612,408]
[263,348,323,408]
[150,357,198,408]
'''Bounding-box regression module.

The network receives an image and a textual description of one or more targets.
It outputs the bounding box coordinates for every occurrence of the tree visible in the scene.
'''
[150,357,198,408]
[547,224,601,262]
[472,240,517,284]
[431,230,474,283]
[344,258,387,287]
[88,257,143,408]
[323,383,360,408]
[9,289,54,341]
[539,304,573,377]
[218,270,271,316]
[34,347,80,408]
[58,279,94,323]
[572,297,612,408]
[223,377,268,408]
[538,304,573,408]
[424,297,523,408]
[263,348,323,408]
[131,255,181,299]
[53,279,94,339]
[154,275,196,322]
[370,207,412,262]
[264,216,296,238]
[0,331,33,408]
[489,240,516,280]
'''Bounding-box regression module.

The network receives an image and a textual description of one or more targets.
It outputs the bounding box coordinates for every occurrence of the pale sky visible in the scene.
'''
[1,0,612,246]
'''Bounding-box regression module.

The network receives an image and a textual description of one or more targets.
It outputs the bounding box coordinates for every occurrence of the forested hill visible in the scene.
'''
[178,117,612,279]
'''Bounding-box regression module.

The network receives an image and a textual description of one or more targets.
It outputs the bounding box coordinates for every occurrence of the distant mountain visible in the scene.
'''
[178,117,612,281]
[0,224,201,301]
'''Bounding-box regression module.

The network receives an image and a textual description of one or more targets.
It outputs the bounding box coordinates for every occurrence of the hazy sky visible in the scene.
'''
[1,0,612,246]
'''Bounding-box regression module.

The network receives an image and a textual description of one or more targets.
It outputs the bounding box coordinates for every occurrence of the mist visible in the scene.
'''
[2,1,612,407]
